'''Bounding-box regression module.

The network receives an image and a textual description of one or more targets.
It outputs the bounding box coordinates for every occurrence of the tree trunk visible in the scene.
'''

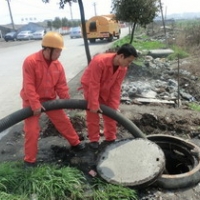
[129,22,137,44]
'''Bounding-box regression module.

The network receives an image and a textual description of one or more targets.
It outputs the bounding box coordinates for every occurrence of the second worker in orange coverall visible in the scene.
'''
[20,32,85,167]
[81,43,138,149]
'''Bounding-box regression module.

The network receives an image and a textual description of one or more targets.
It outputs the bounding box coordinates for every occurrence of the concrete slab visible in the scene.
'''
[148,49,174,58]
[97,138,165,187]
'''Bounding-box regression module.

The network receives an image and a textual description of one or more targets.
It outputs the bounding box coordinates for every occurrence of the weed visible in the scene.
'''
[188,103,200,112]
[0,162,86,200]
[92,178,138,200]
[0,161,139,200]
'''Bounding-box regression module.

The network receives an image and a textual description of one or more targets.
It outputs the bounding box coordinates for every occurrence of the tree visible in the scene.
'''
[112,0,160,43]
[53,17,62,29]
[61,17,69,27]
[47,20,53,30]
[42,0,91,63]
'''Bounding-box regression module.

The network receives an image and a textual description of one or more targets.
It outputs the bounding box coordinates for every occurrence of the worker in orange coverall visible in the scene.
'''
[81,43,138,149]
[20,32,85,167]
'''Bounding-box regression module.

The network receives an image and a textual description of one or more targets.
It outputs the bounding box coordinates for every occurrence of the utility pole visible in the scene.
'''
[177,54,180,107]
[165,6,167,20]
[158,0,167,45]
[6,0,15,30]
[93,2,97,16]
[69,1,73,20]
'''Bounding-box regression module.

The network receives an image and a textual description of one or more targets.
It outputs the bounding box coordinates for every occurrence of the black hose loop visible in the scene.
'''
[0,99,146,139]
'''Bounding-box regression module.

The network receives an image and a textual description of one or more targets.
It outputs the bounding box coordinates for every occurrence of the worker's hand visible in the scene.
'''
[89,108,103,114]
[33,105,46,116]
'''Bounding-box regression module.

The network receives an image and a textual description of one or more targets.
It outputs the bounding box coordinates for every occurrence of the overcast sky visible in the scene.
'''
[0,0,200,25]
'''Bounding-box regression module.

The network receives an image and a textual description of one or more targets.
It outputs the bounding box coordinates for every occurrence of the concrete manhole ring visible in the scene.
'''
[147,134,200,189]
[96,138,165,187]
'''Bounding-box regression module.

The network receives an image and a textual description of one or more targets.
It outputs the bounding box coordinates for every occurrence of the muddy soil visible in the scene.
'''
[0,57,200,200]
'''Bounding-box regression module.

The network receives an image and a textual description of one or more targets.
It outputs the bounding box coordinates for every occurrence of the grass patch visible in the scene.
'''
[92,178,138,200]
[133,40,166,51]
[113,35,130,47]
[113,35,166,50]
[0,161,86,200]
[0,192,27,200]
[168,46,189,60]
[0,161,138,200]
[188,103,200,112]
[113,34,189,63]
[176,19,200,28]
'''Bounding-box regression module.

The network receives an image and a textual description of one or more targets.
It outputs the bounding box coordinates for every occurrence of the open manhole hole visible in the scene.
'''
[147,134,200,189]
[96,138,165,188]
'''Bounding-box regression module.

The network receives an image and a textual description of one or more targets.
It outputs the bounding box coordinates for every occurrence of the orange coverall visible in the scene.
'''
[20,50,80,163]
[81,53,127,142]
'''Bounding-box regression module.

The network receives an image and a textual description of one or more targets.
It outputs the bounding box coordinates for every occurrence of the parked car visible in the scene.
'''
[32,30,45,40]
[4,31,17,42]
[16,30,33,41]
[70,27,82,39]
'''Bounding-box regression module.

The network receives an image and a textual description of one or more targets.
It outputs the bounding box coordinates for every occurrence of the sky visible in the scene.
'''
[0,0,113,25]
[0,0,200,25]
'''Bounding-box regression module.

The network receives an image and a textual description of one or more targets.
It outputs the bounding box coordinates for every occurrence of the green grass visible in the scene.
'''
[113,33,189,62]
[188,103,200,112]
[0,161,138,200]
[0,192,27,200]
[167,46,189,60]
[92,178,138,200]
[133,39,166,51]
[176,19,200,28]
[0,161,86,200]
[113,35,130,48]
[113,35,166,50]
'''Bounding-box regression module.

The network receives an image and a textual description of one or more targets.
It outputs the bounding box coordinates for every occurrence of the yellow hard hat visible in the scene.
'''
[42,31,64,49]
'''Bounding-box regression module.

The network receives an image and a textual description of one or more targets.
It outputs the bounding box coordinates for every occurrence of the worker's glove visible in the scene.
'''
[89,108,103,114]
[33,105,46,116]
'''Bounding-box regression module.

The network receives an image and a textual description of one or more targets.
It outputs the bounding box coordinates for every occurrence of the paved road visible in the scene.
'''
[0,28,129,138]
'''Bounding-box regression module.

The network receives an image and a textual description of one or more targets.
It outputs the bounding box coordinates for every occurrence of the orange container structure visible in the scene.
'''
[85,14,121,43]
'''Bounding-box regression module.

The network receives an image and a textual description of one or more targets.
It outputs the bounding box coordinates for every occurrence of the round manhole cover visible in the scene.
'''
[97,138,165,187]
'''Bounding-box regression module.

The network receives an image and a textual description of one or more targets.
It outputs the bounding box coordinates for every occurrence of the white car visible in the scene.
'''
[32,30,45,40]
[16,30,33,41]
[70,27,82,39]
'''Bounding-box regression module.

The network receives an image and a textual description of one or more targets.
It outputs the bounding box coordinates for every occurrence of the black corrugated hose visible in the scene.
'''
[0,99,146,139]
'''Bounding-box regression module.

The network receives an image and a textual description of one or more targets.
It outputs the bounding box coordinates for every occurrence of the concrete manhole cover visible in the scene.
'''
[97,138,165,187]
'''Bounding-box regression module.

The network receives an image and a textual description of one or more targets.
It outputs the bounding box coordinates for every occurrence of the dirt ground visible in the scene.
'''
[0,56,200,199]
